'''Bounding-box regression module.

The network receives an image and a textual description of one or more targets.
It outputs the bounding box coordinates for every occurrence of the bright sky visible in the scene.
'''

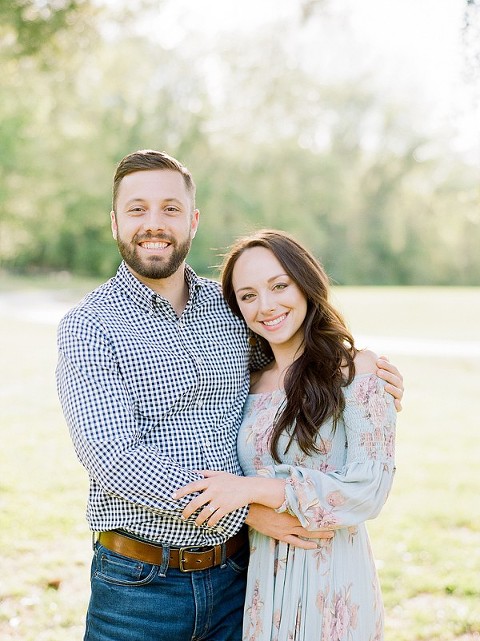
[133,0,479,161]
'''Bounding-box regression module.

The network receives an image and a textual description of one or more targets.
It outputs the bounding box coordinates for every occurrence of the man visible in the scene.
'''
[57,149,404,641]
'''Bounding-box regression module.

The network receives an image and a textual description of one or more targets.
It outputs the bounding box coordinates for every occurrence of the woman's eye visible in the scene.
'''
[273,283,287,290]
[241,293,255,301]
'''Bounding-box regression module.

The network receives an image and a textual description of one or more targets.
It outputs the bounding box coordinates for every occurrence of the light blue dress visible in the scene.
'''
[237,373,396,641]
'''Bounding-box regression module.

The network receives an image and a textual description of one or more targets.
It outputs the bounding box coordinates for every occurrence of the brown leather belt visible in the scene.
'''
[97,528,248,572]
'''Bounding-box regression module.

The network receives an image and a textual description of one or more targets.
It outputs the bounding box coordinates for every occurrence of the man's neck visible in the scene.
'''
[128,264,190,317]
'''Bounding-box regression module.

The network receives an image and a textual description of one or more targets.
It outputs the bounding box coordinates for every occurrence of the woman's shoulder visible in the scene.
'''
[353,349,378,376]
[249,363,282,394]
[249,369,263,390]
[341,349,378,380]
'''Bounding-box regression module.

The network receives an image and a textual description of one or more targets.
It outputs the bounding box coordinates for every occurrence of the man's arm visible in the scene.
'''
[57,316,199,511]
[245,504,334,550]
[376,356,404,411]
[56,310,247,537]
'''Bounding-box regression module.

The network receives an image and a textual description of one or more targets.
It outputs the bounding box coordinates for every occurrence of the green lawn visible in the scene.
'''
[1,285,479,640]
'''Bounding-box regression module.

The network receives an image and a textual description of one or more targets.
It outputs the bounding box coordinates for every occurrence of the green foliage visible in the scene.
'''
[0,0,93,56]
[0,1,478,284]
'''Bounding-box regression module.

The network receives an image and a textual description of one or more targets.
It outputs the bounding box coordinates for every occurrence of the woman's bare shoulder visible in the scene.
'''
[353,349,379,375]
[249,369,266,393]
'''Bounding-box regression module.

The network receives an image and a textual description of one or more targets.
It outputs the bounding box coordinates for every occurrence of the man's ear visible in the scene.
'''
[191,208,200,239]
[110,211,117,240]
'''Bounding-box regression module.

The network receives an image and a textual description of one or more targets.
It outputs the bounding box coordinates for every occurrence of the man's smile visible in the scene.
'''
[139,241,170,250]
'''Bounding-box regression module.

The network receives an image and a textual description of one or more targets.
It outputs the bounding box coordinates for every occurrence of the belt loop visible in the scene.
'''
[158,544,170,577]
[220,542,227,569]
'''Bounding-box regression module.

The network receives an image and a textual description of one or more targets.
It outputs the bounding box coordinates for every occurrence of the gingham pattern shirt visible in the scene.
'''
[56,261,254,546]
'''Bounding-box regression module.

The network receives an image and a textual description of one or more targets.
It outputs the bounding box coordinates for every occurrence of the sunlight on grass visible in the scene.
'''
[1,286,479,640]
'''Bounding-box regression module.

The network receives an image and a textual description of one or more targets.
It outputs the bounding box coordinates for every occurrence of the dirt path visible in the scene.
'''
[1,290,479,357]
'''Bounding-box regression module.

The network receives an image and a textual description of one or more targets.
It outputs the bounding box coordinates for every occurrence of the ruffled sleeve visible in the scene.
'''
[266,374,396,530]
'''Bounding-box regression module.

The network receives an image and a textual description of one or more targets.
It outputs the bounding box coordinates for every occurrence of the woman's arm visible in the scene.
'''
[174,353,396,529]
[278,369,396,530]
[173,471,286,527]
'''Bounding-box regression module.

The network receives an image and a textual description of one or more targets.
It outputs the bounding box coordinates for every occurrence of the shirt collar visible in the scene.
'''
[184,263,202,299]
[114,261,203,314]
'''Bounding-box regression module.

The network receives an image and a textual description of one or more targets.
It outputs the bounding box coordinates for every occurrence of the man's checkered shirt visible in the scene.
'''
[56,261,254,546]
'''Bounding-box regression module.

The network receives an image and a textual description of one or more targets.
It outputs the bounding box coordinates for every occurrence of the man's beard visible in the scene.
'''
[116,233,192,280]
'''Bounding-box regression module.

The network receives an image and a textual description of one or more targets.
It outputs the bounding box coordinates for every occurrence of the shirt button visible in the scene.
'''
[204,439,212,448]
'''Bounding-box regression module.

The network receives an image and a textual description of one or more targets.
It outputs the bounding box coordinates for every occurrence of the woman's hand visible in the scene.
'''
[173,470,285,527]
[173,470,255,526]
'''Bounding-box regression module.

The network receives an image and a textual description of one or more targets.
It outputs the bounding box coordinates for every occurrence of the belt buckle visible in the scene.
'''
[178,545,211,573]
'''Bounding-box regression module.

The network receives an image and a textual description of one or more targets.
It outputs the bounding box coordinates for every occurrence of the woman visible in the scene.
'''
[176,229,396,641]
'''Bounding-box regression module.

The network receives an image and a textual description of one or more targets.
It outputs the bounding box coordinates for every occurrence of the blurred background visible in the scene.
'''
[1,1,480,640]
[0,0,479,283]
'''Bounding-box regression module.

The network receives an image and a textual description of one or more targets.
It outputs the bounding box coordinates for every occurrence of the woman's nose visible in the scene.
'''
[258,293,275,314]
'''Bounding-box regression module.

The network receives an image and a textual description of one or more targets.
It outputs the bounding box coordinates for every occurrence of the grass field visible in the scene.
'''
[0,282,479,640]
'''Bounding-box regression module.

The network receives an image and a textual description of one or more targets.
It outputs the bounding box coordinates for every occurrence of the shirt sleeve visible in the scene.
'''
[249,336,274,372]
[56,308,246,534]
[266,375,396,530]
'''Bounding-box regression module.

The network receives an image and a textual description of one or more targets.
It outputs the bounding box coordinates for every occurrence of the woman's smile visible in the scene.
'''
[260,312,288,328]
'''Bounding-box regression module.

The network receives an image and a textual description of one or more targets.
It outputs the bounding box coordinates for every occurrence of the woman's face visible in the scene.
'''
[232,246,308,355]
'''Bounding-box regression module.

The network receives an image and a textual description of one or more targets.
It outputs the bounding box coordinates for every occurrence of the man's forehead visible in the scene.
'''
[117,169,190,200]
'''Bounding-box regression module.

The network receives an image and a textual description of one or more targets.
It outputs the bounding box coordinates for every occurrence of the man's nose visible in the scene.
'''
[143,209,166,232]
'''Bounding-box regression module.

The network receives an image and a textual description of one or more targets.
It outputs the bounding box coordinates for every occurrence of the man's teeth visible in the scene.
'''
[141,242,168,249]
[263,315,286,326]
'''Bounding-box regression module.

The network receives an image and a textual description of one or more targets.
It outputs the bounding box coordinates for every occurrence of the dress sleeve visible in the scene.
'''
[268,375,396,530]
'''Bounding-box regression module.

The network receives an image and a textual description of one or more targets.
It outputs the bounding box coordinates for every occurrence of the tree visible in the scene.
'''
[1,0,479,284]
[0,0,93,57]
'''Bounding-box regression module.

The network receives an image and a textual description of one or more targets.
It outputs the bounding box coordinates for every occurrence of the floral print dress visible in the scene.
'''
[237,373,396,641]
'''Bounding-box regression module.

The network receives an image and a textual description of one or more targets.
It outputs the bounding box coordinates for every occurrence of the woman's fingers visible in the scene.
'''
[173,471,227,501]
[194,503,223,527]
[180,492,211,519]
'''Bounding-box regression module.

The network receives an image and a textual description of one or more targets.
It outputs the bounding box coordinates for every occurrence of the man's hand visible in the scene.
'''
[246,504,334,550]
[376,356,404,412]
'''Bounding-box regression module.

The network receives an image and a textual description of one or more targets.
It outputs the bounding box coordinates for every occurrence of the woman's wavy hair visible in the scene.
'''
[221,229,357,462]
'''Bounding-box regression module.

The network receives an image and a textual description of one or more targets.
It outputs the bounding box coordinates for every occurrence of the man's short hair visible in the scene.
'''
[112,149,196,211]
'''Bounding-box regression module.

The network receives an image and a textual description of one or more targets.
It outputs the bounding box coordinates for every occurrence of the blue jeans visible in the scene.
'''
[84,541,249,641]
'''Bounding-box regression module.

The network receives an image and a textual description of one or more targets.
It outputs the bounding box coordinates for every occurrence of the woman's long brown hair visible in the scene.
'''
[221,229,357,462]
